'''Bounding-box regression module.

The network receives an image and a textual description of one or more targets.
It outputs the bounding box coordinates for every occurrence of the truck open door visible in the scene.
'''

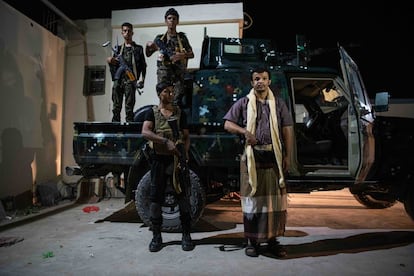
[339,46,375,186]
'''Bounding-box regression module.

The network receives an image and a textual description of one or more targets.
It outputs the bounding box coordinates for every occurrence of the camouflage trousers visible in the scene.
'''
[112,79,135,122]
[157,68,185,106]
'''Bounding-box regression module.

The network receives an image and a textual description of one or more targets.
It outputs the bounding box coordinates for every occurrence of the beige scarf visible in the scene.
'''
[246,88,285,196]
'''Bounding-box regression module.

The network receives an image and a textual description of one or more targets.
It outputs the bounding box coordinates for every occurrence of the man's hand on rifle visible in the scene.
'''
[107,56,119,66]
[145,41,158,57]
[163,138,180,156]
[171,51,187,63]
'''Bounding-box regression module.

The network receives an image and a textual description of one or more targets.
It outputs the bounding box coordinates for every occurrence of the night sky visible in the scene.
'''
[5,0,412,99]
[241,2,411,99]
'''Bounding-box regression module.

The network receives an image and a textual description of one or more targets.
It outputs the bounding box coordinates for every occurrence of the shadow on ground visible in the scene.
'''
[85,197,414,261]
[193,230,414,260]
[95,199,242,232]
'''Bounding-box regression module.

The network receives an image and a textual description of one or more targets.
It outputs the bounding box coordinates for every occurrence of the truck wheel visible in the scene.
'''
[353,192,396,209]
[135,170,206,232]
[403,186,414,221]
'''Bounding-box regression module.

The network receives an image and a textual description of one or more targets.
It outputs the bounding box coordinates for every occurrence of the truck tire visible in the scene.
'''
[353,192,396,209]
[135,170,206,232]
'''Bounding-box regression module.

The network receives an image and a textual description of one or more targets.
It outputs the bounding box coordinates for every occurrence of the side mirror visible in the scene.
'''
[374,92,390,112]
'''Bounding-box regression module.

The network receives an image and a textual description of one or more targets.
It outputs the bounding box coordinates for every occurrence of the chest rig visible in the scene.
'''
[150,105,182,155]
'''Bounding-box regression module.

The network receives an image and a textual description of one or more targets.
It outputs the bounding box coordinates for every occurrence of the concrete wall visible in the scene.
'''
[0,1,65,200]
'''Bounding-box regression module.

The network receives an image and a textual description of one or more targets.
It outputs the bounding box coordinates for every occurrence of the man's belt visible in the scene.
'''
[253,144,273,151]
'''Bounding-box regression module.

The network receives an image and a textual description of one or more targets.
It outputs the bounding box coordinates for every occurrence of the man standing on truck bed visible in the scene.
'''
[223,67,294,258]
[141,81,194,252]
[145,8,194,107]
[107,22,147,122]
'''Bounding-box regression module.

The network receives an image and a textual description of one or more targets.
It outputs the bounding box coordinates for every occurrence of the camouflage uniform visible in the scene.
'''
[153,32,192,106]
[110,43,146,122]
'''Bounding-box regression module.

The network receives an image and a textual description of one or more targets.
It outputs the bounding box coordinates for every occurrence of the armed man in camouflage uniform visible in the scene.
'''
[145,8,194,107]
[107,22,147,122]
[141,81,194,252]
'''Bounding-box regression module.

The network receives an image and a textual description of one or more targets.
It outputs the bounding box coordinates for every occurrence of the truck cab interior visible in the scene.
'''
[292,78,349,168]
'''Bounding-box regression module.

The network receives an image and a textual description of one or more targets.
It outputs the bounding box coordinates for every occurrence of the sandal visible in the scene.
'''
[269,244,287,258]
[245,245,259,257]
[267,239,287,258]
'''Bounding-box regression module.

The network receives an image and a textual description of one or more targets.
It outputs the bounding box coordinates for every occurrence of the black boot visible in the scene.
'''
[149,225,163,252]
[181,231,195,251]
[180,212,194,251]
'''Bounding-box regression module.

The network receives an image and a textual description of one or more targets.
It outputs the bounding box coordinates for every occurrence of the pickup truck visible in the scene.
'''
[69,36,414,231]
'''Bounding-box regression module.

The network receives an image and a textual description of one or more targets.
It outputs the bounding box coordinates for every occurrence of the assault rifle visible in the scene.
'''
[154,37,175,62]
[155,37,188,67]
[102,40,144,94]
[167,117,190,197]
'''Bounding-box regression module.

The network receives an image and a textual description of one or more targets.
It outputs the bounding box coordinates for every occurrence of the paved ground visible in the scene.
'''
[1,189,414,275]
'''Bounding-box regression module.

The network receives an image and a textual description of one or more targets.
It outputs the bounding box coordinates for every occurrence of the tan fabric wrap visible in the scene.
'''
[246,88,285,197]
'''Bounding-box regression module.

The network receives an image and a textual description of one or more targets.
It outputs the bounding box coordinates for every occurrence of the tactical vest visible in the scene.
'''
[150,105,183,155]
[157,32,188,68]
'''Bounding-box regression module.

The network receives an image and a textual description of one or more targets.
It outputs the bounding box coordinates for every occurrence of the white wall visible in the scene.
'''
[109,3,244,114]
[61,19,114,184]
[0,1,65,199]
[111,3,244,27]
[128,22,241,109]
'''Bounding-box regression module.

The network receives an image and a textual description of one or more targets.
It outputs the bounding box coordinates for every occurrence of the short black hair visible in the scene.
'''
[250,67,270,80]
[165,8,179,20]
[121,22,133,29]
[156,81,173,95]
